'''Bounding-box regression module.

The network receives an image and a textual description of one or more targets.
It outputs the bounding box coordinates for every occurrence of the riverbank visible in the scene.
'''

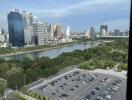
[0,39,128,90]
[0,41,95,57]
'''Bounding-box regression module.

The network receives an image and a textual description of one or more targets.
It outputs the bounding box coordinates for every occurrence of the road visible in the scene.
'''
[29,68,78,90]
[17,92,37,100]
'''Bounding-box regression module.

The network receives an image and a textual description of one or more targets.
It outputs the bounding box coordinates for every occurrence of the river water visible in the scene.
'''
[2,41,101,60]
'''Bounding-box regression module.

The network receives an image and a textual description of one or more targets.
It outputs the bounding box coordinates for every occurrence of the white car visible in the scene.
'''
[105,95,112,100]
[96,96,105,100]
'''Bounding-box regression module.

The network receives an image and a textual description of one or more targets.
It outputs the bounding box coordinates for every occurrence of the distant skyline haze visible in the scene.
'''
[0,0,130,32]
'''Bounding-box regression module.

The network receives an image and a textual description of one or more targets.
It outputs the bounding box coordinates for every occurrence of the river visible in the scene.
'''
[1,41,101,61]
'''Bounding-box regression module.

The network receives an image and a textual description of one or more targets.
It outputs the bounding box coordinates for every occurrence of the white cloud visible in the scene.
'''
[32,0,129,17]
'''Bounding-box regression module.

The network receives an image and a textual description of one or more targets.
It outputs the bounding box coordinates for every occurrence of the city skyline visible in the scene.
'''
[0,0,130,32]
[0,1,129,99]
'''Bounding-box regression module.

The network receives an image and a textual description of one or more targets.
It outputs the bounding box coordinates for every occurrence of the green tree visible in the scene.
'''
[0,63,9,78]
[25,67,42,84]
[5,67,24,89]
[0,79,7,96]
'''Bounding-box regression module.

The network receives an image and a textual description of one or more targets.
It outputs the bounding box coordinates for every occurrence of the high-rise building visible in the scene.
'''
[24,26,33,45]
[85,30,91,39]
[8,9,25,47]
[100,25,108,36]
[90,27,96,38]
[65,26,70,37]
[0,28,6,43]
[54,24,62,38]
[22,11,33,27]
[85,27,96,39]
[47,24,53,40]
[0,29,7,48]
[22,11,33,45]
[28,13,33,25]
[114,29,120,36]
[32,21,47,45]
[22,11,27,27]
[1,28,4,35]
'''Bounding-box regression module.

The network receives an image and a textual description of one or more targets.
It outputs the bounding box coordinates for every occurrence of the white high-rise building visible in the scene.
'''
[0,28,6,42]
[22,11,33,27]
[85,30,91,39]
[101,29,107,37]
[47,24,54,40]
[0,28,7,47]
[0,35,5,43]
[33,21,47,45]
[24,26,33,45]
[22,11,33,45]
[65,26,70,37]
[85,27,96,39]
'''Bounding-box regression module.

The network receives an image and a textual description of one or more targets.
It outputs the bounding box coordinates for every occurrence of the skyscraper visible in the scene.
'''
[22,11,33,45]
[85,30,91,39]
[100,25,108,36]
[47,24,53,40]
[85,27,96,39]
[54,24,62,38]
[90,27,96,38]
[28,13,33,25]
[65,26,70,37]
[0,28,6,43]
[1,28,4,35]
[24,26,33,45]
[8,9,25,47]
[22,11,33,27]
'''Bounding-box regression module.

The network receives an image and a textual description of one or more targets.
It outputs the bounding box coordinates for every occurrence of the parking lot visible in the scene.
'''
[31,69,126,100]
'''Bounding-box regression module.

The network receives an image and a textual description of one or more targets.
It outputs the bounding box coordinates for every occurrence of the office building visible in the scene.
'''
[114,29,120,36]
[8,9,25,47]
[90,27,96,38]
[22,11,33,27]
[85,30,91,39]
[32,21,47,45]
[28,13,33,25]
[100,25,108,36]
[54,24,62,38]
[47,24,53,40]
[22,11,33,45]
[65,26,70,37]
[85,27,96,39]
[24,26,33,45]
[1,28,4,35]
[0,29,6,43]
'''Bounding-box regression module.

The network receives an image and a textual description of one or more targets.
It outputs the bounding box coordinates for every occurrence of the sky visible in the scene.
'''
[0,0,131,32]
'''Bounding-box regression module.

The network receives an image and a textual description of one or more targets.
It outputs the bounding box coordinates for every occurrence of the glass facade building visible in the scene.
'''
[8,10,25,47]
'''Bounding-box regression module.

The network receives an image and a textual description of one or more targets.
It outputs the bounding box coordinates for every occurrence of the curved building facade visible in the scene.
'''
[8,10,25,47]
[54,24,62,38]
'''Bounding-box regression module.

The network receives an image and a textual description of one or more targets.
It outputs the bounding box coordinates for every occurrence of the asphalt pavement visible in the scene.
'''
[30,69,126,100]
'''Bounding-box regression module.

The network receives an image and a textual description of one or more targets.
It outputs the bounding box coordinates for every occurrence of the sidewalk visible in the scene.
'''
[80,68,127,79]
